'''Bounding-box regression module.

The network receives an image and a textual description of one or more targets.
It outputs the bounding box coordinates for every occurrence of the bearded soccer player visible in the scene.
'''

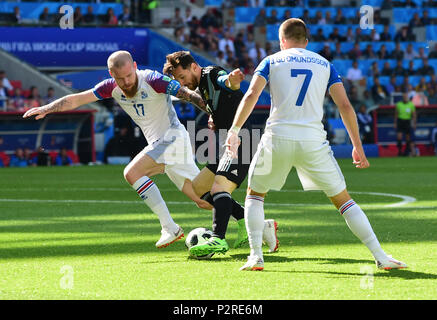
[23,50,211,249]
[163,51,278,257]
[225,19,407,271]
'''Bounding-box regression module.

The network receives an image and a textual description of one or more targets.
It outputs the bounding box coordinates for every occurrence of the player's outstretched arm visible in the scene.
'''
[175,86,210,114]
[225,74,266,157]
[329,82,370,169]
[23,90,98,120]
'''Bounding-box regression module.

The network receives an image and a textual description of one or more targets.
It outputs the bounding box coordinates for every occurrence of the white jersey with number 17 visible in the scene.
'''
[254,48,342,141]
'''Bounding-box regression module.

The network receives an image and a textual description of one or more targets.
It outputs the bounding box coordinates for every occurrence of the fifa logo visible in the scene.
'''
[360,5,374,30]
[59,5,74,30]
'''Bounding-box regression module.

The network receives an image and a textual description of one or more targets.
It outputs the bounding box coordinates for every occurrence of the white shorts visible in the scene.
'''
[143,126,199,191]
[248,134,346,197]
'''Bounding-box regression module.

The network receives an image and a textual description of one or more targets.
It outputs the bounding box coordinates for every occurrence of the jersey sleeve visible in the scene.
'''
[144,70,181,96]
[327,63,343,91]
[254,57,270,82]
[93,78,117,100]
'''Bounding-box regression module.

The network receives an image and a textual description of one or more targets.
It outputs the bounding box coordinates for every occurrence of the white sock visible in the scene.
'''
[245,195,265,258]
[340,199,387,261]
[132,176,178,232]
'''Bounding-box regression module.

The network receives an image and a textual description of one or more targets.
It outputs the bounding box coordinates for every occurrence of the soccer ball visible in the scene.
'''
[185,227,215,260]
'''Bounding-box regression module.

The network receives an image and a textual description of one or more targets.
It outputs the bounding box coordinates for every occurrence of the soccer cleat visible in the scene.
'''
[233,219,248,248]
[156,225,184,248]
[190,236,229,256]
[239,255,264,271]
[376,255,408,270]
[263,219,279,253]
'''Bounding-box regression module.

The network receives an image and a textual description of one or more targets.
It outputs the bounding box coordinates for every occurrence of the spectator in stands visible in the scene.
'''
[406,60,417,76]
[9,148,28,167]
[418,58,435,76]
[401,76,411,93]
[354,28,371,42]
[0,71,13,91]
[334,9,346,25]
[323,10,332,24]
[348,42,362,60]
[223,20,235,36]
[405,0,417,8]
[429,74,437,91]
[332,42,345,60]
[391,43,404,60]
[43,87,56,105]
[418,47,427,59]
[33,146,51,167]
[253,8,267,27]
[378,44,389,60]
[363,44,376,59]
[267,9,280,24]
[314,11,325,25]
[105,8,118,26]
[39,7,51,24]
[427,87,437,105]
[329,27,345,42]
[218,32,235,55]
[370,61,380,77]
[13,6,21,24]
[183,7,193,26]
[74,6,84,25]
[55,147,73,166]
[408,12,424,33]
[170,7,184,28]
[386,76,397,95]
[345,27,354,42]
[346,61,363,82]
[421,10,431,26]
[200,8,219,29]
[300,9,310,24]
[357,105,374,144]
[27,86,42,109]
[404,44,419,60]
[7,87,26,111]
[381,61,393,76]
[370,29,381,42]
[395,26,415,42]
[245,32,256,52]
[249,42,267,66]
[371,76,389,104]
[382,0,393,9]
[0,81,8,111]
[216,50,227,66]
[393,59,407,76]
[283,9,291,22]
[379,25,392,41]
[348,86,361,109]
[118,5,133,25]
[318,44,333,61]
[249,0,265,7]
[83,5,96,24]
[312,28,326,42]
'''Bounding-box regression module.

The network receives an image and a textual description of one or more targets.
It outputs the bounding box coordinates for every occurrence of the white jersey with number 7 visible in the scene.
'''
[254,48,342,141]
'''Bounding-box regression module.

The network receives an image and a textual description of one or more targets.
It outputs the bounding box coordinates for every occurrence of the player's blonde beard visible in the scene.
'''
[120,76,139,98]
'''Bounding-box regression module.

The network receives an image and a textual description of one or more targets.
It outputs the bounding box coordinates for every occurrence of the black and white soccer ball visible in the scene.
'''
[185,227,215,260]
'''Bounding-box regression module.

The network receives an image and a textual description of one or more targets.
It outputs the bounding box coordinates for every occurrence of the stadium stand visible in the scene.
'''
[0,0,436,161]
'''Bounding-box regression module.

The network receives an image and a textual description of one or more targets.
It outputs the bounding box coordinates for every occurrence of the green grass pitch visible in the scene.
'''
[0,156,436,300]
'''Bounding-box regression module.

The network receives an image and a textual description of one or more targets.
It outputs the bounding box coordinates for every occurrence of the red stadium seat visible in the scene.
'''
[66,150,79,163]
[9,80,22,89]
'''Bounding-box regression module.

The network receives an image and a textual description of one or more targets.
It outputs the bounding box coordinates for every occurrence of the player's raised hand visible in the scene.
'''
[352,147,370,169]
[208,115,216,131]
[228,68,245,90]
[23,106,49,120]
[224,129,241,159]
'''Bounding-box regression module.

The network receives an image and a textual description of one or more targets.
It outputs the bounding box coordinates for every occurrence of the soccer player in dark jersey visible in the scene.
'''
[163,51,278,256]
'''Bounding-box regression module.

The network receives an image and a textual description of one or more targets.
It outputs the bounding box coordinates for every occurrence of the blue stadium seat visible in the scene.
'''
[427,26,437,41]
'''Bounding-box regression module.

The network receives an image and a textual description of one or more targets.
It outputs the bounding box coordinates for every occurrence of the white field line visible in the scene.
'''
[0,191,423,208]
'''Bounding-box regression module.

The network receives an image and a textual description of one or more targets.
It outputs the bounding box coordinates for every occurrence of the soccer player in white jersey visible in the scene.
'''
[23,50,212,249]
[225,19,407,271]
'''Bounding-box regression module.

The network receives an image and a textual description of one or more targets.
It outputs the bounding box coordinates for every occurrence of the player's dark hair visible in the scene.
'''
[163,51,197,76]
[279,18,308,43]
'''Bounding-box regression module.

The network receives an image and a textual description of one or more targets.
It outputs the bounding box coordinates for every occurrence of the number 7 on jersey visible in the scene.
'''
[291,69,313,107]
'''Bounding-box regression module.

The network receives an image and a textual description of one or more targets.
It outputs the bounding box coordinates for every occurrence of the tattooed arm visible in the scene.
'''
[175,86,211,115]
[23,90,98,120]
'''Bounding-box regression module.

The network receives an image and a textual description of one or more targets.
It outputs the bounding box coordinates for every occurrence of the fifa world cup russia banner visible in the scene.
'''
[0,27,150,67]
